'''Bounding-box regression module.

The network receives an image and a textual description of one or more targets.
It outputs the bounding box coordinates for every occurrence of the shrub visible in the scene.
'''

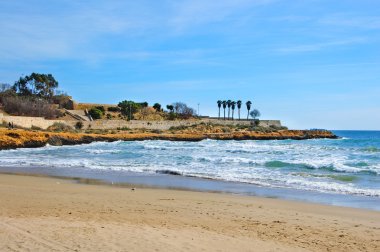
[2,96,62,119]
[75,121,84,129]
[47,122,73,132]
[167,112,177,120]
[107,106,121,112]
[117,127,130,131]
[31,125,42,131]
[106,113,112,119]
[88,108,103,119]
[169,125,188,131]
[51,94,74,109]
[95,106,105,113]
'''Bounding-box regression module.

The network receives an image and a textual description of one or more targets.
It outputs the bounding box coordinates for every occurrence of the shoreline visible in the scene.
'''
[0,173,379,251]
[0,128,337,150]
[1,167,379,211]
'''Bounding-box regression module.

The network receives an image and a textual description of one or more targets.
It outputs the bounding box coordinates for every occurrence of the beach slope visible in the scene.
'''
[0,174,379,251]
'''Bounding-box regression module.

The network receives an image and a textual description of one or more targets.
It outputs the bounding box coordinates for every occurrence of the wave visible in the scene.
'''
[362,146,380,153]
[1,137,380,197]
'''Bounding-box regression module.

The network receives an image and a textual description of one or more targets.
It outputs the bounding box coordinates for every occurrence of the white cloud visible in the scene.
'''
[275,37,367,54]
[169,0,276,32]
[318,14,380,30]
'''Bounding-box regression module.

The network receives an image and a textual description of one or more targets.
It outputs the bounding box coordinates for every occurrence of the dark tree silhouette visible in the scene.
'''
[153,103,161,112]
[246,100,252,120]
[250,109,261,119]
[217,100,222,119]
[13,73,59,99]
[231,101,236,120]
[222,100,227,120]
[166,104,174,113]
[237,100,242,120]
[227,100,232,120]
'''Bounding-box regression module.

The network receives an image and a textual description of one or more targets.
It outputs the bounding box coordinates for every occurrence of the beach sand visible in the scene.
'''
[0,174,379,251]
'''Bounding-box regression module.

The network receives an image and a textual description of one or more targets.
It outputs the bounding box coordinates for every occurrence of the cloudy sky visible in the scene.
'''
[1,0,379,129]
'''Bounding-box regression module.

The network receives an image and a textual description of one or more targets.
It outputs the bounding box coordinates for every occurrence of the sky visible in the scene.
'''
[0,0,379,130]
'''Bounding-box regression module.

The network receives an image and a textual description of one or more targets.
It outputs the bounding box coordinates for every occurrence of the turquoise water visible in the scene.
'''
[0,131,379,199]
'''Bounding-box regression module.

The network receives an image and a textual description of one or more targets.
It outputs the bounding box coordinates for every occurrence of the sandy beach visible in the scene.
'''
[0,173,379,251]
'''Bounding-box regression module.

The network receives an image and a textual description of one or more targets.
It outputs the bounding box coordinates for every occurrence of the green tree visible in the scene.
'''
[231,101,236,120]
[153,103,161,112]
[118,100,141,120]
[89,108,103,120]
[166,104,174,112]
[246,101,252,120]
[237,100,242,120]
[13,73,58,99]
[250,109,261,119]
[217,100,222,119]
[170,102,196,119]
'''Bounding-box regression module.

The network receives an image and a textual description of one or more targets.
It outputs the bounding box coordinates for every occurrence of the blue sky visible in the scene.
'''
[1,0,379,130]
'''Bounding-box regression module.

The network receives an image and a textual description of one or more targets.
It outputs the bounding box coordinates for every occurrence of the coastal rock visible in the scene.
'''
[48,136,63,146]
[0,128,338,150]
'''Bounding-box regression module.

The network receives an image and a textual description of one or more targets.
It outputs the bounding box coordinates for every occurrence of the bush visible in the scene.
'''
[106,113,112,119]
[47,122,74,132]
[169,125,188,131]
[117,127,130,131]
[51,94,74,109]
[88,108,103,119]
[167,112,177,120]
[95,106,105,113]
[107,106,120,112]
[2,96,62,119]
[31,125,42,130]
[75,121,84,129]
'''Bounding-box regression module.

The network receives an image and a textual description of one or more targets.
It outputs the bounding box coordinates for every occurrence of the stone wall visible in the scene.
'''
[0,113,66,129]
[0,113,281,130]
[67,119,281,130]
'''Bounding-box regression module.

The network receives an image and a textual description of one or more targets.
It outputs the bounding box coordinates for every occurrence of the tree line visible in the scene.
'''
[217,100,260,121]
[116,101,196,120]
[0,73,64,118]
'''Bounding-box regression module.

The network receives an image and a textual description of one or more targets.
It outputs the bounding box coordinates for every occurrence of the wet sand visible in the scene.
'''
[0,173,379,251]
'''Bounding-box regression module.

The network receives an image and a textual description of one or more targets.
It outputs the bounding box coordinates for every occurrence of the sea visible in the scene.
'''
[1,130,379,210]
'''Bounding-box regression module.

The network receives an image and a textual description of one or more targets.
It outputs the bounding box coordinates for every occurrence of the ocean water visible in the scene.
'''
[0,130,379,200]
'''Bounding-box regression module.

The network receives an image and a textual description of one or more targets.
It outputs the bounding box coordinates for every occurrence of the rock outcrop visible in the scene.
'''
[0,128,338,150]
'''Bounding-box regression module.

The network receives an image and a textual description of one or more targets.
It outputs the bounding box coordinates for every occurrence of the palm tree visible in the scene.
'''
[246,100,252,120]
[222,100,227,120]
[217,100,222,119]
[227,100,232,120]
[237,100,242,120]
[231,101,236,120]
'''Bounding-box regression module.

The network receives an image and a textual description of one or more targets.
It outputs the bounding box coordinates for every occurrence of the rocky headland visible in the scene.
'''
[0,127,338,150]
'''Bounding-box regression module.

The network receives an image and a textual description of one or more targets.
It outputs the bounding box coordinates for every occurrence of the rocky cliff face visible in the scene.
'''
[0,128,337,150]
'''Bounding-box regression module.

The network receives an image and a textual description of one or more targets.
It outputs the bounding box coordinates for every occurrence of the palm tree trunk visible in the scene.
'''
[218,108,220,119]
[232,109,234,120]
[224,109,226,120]
[247,109,250,120]
[238,109,240,120]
